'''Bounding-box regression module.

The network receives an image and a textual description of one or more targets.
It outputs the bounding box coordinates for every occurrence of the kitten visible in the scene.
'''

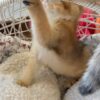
[17,0,90,87]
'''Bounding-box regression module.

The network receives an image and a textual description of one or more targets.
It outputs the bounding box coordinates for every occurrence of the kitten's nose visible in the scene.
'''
[23,0,30,6]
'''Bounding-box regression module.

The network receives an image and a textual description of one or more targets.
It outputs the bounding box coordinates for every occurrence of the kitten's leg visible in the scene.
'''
[79,44,100,95]
[17,0,54,87]
[23,0,56,47]
[17,54,39,87]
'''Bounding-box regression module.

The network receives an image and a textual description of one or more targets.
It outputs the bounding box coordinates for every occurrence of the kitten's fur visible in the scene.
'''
[17,0,90,87]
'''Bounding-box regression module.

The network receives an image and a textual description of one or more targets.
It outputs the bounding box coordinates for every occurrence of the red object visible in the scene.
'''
[76,8,96,39]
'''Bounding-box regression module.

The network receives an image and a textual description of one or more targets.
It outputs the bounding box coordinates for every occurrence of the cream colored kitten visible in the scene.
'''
[17,0,90,86]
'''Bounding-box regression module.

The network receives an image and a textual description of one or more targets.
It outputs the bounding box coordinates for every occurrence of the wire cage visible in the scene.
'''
[73,0,100,39]
[0,0,31,41]
[0,0,100,43]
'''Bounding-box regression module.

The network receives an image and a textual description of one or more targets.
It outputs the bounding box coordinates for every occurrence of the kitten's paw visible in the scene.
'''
[16,79,32,87]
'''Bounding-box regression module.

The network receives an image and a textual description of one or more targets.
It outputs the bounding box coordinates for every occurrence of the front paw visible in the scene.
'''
[16,79,32,87]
